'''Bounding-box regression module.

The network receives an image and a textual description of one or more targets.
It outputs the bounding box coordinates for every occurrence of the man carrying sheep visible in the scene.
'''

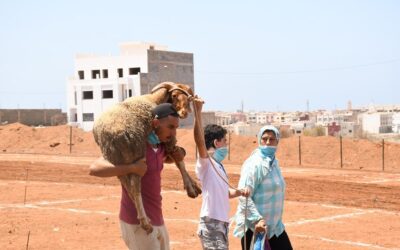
[90,103,183,250]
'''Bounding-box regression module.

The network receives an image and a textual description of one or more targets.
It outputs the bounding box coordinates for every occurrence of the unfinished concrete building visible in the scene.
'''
[66,42,195,131]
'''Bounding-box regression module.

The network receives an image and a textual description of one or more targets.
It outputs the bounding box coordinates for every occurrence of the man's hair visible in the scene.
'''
[152,103,179,119]
[204,124,227,149]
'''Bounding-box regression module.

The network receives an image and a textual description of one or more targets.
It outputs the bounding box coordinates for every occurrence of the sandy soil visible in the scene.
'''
[1,155,400,249]
[1,123,400,249]
[1,122,399,172]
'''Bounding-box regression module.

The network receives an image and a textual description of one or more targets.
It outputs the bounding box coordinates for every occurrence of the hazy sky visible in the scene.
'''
[0,0,399,112]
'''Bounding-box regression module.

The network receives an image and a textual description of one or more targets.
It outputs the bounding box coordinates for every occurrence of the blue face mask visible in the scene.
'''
[259,146,277,159]
[213,147,228,163]
[147,131,160,145]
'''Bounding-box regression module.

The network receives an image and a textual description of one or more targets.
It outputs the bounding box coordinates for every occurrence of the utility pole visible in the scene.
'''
[306,99,309,113]
[382,139,385,171]
[43,103,47,125]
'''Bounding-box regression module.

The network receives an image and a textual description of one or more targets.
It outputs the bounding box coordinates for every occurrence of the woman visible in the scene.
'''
[233,125,293,250]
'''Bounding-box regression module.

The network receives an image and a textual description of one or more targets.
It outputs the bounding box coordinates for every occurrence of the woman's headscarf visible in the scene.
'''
[257,125,280,146]
[244,125,280,180]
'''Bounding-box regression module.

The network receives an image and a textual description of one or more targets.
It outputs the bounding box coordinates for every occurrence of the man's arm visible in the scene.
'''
[193,97,208,158]
[89,157,147,177]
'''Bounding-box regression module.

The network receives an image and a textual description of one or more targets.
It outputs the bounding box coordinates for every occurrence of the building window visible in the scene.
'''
[78,71,84,80]
[92,70,101,79]
[74,113,78,122]
[102,90,113,99]
[82,113,94,121]
[129,67,140,75]
[74,91,77,105]
[102,69,108,78]
[118,68,123,78]
[128,89,132,97]
[82,91,93,99]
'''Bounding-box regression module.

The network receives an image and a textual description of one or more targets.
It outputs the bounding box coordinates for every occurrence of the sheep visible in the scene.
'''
[92,81,201,233]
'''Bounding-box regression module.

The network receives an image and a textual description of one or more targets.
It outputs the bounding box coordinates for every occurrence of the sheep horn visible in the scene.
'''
[150,82,175,93]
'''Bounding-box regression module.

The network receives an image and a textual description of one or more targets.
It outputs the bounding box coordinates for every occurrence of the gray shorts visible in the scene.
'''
[197,216,229,250]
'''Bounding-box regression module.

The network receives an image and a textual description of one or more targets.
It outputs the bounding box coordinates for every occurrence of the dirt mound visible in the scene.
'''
[0,123,100,155]
[1,123,399,171]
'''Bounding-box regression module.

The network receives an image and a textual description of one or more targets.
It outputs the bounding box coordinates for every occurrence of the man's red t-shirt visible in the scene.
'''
[119,143,165,226]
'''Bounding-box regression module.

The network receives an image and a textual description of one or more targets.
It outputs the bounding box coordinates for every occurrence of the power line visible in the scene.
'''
[196,58,400,76]
[0,91,64,95]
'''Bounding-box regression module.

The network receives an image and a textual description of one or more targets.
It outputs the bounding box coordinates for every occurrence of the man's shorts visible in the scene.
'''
[120,220,169,250]
[197,216,229,250]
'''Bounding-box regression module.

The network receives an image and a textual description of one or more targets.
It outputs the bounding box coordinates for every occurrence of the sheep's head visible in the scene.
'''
[151,82,194,119]
[169,84,194,119]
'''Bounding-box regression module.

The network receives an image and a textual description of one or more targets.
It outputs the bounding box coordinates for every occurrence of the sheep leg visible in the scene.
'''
[118,174,153,234]
[175,161,202,198]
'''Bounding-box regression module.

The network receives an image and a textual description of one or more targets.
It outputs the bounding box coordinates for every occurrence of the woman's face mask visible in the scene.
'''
[259,145,277,159]
[213,146,228,163]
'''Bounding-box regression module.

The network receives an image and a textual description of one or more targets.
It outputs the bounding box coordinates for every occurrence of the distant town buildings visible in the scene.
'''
[64,43,399,137]
[66,42,194,131]
[200,104,400,138]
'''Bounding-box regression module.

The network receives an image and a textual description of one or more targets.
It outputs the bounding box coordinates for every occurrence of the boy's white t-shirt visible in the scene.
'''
[195,157,230,222]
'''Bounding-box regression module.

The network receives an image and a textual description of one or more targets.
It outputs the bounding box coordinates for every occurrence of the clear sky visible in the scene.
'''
[0,0,399,112]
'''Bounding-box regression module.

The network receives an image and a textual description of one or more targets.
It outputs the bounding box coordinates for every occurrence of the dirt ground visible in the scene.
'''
[1,154,400,250]
[1,123,400,249]
[1,122,400,172]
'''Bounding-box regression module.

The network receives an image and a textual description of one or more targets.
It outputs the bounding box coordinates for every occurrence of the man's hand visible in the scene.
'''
[90,157,147,178]
[129,160,147,177]
[170,146,186,163]
[255,219,267,233]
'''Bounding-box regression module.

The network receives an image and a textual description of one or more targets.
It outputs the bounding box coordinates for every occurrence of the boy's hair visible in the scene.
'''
[204,124,227,149]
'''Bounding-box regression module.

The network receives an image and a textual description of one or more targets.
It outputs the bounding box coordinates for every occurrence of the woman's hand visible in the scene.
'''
[255,219,267,233]
[239,187,250,197]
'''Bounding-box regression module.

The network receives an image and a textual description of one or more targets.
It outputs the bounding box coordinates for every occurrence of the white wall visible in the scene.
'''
[361,113,381,134]
[231,123,263,136]
[74,53,148,80]
[67,78,135,131]
[392,113,400,133]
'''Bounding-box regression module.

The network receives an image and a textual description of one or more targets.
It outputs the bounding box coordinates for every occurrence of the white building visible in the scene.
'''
[254,112,275,124]
[360,112,393,134]
[339,121,356,137]
[229,122,263,137]
[316,110,355,126]
[67,42,194,130]
[246,112,257,123]
[393,113,400,133]
[271,112,298,124]
[215,112,232,126]
[290,121,315,134]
